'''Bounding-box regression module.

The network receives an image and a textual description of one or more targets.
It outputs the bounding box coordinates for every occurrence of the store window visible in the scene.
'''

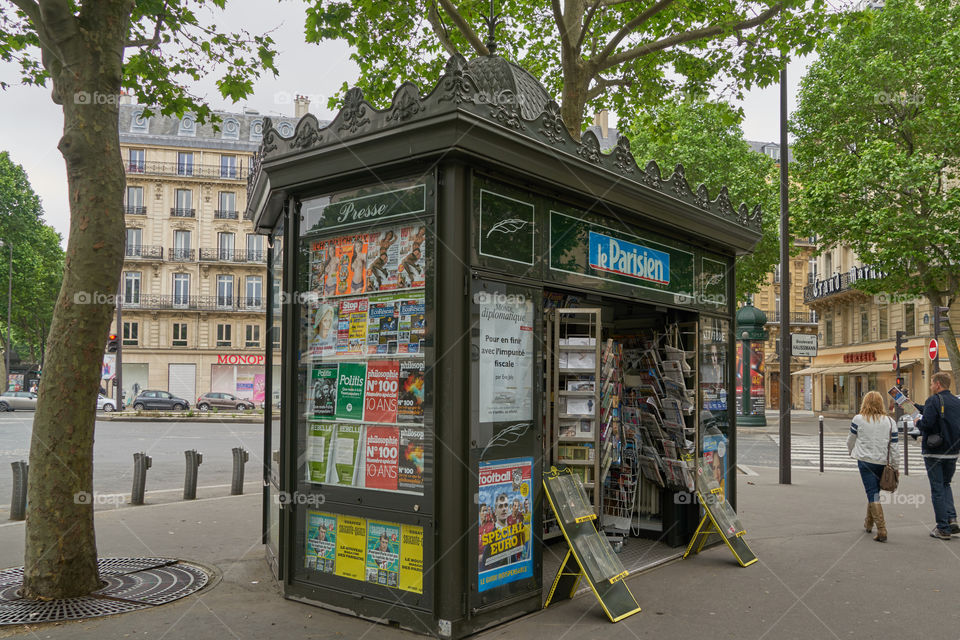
[173,322,187,347]
[905,303,916,336]
[245,324,260,348]
[216,323,232,347]
[123,321,139,346]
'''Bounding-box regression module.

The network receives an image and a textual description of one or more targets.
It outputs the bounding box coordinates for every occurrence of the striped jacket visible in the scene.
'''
[847,414,900,467]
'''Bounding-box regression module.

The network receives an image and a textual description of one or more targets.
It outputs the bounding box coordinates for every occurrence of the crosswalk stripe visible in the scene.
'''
[760,435,925,472]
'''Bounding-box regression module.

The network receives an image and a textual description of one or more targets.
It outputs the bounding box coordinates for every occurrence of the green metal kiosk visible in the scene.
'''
[248,54,762,638]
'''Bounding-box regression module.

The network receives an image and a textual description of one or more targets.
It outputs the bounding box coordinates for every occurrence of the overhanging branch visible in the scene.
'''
[593,0,677,67]
[437,0,488,56]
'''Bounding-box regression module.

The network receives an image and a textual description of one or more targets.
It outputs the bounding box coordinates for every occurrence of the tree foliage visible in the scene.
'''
[306,0,837,136]
[0,0,278,600]
[791,0,960,372]
[0,151,64,365]
[622,98,780,301]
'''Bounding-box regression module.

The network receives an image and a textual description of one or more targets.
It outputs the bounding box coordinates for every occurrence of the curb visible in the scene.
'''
[98,413,278,423]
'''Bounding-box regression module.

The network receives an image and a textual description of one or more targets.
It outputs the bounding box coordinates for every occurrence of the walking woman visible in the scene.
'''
[847,391,900,542]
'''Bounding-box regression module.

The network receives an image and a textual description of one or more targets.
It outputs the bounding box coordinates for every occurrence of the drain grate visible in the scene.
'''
[0,557,211,625]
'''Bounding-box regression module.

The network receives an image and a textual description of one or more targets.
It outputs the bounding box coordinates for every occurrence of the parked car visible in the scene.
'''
[196,392,254,411]
[97,394,117,412]
[260,390,281,410]
[130,390,190,411]
[0,391,38,411]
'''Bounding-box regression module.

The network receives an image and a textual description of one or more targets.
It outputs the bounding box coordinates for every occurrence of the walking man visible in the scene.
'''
[912,372,960,539]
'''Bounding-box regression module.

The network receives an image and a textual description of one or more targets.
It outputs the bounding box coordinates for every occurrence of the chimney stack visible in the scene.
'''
[294,95,310,119]
[593,110,609,139]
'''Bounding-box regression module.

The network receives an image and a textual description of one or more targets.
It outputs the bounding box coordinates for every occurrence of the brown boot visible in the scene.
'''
[864,504,874,533]
[869,503,887,542]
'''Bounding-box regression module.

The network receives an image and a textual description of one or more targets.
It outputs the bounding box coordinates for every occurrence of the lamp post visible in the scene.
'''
[0,241,10,391]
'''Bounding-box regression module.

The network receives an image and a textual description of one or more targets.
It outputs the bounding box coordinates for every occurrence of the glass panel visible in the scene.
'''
[124,272,140,305]
[128,149,145,172]
[219,192,235,212]
[217,276,234,307]
[126,186,143,207]
[177,152,193,176]
[220,155,237,178]
[246,276,262,307]
[173,274,190,307]
[126,228,142,257]
[700,317,730,492]
[218,233,235,260]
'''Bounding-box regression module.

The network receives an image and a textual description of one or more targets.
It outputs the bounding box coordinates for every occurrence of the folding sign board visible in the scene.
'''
[542,468,641,622]
[683,463,757,567]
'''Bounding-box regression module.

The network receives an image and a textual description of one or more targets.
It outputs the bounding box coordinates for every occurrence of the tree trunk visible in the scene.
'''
[560,60,591,140]
[23,3,131,599]
[941,321,960,379]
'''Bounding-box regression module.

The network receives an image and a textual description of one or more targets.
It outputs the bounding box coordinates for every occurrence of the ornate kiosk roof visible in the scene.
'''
[247,54,762,253]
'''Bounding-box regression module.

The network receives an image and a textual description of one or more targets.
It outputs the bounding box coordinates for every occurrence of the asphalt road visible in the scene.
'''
[0,412,265,507]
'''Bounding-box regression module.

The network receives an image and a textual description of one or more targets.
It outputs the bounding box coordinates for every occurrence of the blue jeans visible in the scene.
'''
[924,457,958,531]
[858,461,885,502]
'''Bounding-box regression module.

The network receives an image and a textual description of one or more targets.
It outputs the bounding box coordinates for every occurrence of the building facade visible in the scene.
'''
[801,244,953,416]
[752,237,819,410]
[112,100,302,405]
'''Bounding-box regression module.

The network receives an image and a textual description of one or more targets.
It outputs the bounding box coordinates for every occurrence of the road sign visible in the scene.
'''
[929,338,939,361]
[791,334,818,357]
[892,353,899,372]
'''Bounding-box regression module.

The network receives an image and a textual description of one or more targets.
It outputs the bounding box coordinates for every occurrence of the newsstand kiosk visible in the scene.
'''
[248,54,763,638]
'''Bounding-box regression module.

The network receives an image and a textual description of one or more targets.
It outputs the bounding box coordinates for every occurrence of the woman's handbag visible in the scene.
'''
[880,417,900,492]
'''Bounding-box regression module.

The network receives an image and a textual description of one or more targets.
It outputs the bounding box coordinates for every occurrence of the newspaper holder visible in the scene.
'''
[682,484,757,567]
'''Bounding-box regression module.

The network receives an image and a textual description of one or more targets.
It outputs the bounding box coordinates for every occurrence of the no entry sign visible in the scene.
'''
[892,353,899,372]
[929,338,939,361]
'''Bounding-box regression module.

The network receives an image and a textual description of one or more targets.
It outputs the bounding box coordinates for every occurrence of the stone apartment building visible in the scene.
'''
[110,98,303,404]
[801,244,951,416]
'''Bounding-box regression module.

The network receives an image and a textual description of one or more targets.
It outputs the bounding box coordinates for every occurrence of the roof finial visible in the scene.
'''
[482,0,500,55]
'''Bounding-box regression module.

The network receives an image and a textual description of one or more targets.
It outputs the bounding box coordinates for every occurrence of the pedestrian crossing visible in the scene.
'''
[766,434,925,473]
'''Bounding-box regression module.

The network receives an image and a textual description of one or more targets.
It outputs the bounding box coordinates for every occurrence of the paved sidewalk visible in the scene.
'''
[0,466,957,639]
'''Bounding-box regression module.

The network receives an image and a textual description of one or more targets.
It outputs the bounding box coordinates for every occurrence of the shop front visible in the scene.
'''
[247,54,762,638]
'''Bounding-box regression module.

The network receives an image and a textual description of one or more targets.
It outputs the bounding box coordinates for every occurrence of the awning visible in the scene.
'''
[791,367,823,376]
[814,364,863,375]
[849,362,898,373]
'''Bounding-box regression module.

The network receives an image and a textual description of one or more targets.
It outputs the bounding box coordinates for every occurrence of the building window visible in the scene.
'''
[879,304,889,340]
[125,228,142,257]
[825,252,833,276]
[216,323,232,347]
[128,149,145,173]
[174,188,193,217]
[172,322,187,347]
[808,257,817,284]
[773,264,781,284]
[178,114,196,137]
[250,119,264,142]
[123,321,139,346]
[130,110,149,133]
[173,273,190,307]
[245,324,260,348]
[246,234,264,262]
[177,152,194,176]
[245,276,263,309]
[904,303,916,336]
[217,192,236,218]
[860,307,869,344]
[272,324,280,350]
[218,232,235,261]
[221,118,240,141]
[125,186,144,215]
[217,275,234,308]
[220,154,238,179]
[825,316,834,347]
[272,277,281,312]
[173,230,191,261]
[123,272,141,306]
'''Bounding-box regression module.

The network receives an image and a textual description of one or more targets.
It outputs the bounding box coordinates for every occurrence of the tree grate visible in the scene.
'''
[0,558,211,625]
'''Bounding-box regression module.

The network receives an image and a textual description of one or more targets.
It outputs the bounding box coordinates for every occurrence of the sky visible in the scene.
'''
[0,0,813,248]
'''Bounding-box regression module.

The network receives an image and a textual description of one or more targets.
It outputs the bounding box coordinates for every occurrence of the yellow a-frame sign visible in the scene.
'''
[542,468,640,623]
[683,486,757,567]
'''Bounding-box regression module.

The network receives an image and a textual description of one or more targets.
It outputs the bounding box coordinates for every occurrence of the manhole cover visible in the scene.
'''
[0,557,211,625]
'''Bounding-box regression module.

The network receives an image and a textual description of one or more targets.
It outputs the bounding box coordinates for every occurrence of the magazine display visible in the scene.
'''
[301,222,428,497]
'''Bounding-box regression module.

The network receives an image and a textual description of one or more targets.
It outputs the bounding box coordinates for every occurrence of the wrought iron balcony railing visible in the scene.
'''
[168,248,195,262]
[766,311,818,325]
[214,209,239,219]
[124,205,147,215]
[124,245,163,260]
[198,248,267,263]
[125,161,248,180]
[120,295,266,312]
[170,207,196,218]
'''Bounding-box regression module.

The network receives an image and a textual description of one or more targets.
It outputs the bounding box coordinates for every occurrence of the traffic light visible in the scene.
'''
[895,330,907,355]
[106,333,119,353]
[934,306,950,336]
[895,376,904,387]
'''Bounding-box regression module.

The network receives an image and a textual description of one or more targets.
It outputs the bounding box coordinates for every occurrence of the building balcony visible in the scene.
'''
[766,311,818,325]
[170,207,196,218]
[168,248,196,262]
[125,161,248,181]
[120,295,266,312]
[214,209,239,220]
[124,205,147,215]
[198,248,267,264]
[124,245,163,260]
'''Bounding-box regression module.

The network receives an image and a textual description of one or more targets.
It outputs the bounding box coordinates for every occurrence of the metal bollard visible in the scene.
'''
[900,415,913,477]
[183,449,203,500]
[231,447,250,495]
[9,460,27,521]
[818,415,824,474]
[131,452,152,505]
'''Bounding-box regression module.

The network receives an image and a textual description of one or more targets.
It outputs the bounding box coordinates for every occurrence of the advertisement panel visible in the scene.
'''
[477,457,533,592]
